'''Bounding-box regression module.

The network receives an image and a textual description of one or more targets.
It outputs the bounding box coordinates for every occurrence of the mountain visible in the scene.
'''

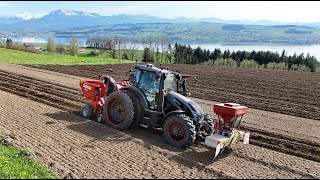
[0,16,24,26]
[1,9,320,31]
[0,10,108,31]
[0,10,178,31]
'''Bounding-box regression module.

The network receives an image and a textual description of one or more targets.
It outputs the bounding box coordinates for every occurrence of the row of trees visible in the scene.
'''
[86,35,173,63]
[1,38,39,53]
[47,36,79,56]
[2,34,319,72]
[172,43,319,72]
[86,36,140,60]
[1,36,80,56]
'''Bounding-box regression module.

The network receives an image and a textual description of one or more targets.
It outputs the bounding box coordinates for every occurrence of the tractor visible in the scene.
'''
[79,63,250,157]
[104,63,215,148]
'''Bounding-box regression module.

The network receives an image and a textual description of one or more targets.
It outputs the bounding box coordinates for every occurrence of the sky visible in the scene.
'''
[1,1,320,23]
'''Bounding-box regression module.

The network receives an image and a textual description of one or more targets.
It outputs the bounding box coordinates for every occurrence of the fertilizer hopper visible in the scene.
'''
[205,103,250,158]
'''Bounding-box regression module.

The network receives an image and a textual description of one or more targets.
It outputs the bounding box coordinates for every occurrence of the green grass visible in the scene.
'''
[0,48,135,65]
[0,143,57,179]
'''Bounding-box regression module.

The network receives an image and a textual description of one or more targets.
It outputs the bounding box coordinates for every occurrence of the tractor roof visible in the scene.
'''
[134,64,173,74]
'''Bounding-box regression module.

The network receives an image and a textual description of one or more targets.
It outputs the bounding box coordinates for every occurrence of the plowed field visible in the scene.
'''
[0,64,319,178]
[27,63,320,120]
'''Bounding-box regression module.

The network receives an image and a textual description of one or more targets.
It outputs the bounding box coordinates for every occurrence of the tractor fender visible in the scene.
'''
[119,86,148,110]
[161,110,186,125]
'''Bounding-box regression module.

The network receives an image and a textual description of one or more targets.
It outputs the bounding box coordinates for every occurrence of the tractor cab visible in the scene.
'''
[100,63,214,149]
[130,63,187,111]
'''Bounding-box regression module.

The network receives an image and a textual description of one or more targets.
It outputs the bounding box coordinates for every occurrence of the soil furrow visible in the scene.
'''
[0,70,319,164]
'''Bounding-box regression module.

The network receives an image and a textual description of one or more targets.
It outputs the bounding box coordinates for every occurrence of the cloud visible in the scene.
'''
[0,2,8,7]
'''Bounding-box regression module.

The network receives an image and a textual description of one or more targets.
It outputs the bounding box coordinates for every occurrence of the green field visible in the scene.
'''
[0,48,136,64]
[0,141,57,179]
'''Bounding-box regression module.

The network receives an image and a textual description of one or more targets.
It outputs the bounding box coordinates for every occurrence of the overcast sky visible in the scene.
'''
[1,1,320,23]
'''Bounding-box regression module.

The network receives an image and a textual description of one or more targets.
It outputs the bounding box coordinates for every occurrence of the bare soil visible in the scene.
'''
[0,64,319,178]
[26,63,320,120]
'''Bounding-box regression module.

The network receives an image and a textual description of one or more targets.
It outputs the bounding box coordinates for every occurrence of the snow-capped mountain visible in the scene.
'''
[47,10,100,17]
[16,13,33,20]
[1,9,320,31]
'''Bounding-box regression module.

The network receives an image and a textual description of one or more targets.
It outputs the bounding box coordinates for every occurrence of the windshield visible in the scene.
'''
[164,73,177,93]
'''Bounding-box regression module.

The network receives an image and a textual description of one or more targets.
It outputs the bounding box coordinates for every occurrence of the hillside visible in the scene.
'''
[53,23,320,45]
[2,10,320,45]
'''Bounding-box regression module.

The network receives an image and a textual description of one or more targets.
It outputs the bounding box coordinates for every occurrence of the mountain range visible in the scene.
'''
[1,9,320,31]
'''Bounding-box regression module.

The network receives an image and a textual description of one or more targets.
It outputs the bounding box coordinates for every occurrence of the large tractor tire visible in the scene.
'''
[126,90,143,128]
[163,114,196,148]
[80,103,93,119]
[203,114,215,135]
[197,114,215,140]
[103,92,134,131]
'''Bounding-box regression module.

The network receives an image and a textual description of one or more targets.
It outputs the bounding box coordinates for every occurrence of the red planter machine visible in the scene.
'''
[205,103,250,157]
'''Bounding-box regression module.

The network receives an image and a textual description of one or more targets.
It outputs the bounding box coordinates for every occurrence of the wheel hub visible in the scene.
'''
[109,100,126,124]
[169,123,185,141]
[172,126,181,136]
[82,108,89,117]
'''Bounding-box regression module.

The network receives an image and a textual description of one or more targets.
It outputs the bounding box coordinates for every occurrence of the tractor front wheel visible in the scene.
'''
[103,92,134,131]
[80,103,93,119]
[163,114,196,148]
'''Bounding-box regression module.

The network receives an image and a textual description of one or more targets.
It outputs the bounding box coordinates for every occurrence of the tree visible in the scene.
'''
[193,47,203,64]
[127,38,140,61]
[69,35,79,56]
[222,49,231,59]
[113,36,124,59]
[145,35,156,60]
[166,43,172,63]
[211,48,221,60]
[56,45,65,55]
[122,51,129,60]
[23,43,33,52]
[156,47,160,63]
[160,35,169,63]
[143,47,152,62]
[110,38,117,59]
[6,38,13,49]
[47,37,56,53]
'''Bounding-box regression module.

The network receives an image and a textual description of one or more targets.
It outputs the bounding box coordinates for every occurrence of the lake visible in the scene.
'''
[2,36,320,60]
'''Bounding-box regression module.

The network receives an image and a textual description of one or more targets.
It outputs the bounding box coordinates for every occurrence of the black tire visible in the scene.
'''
[80,103,93,119]
[96,114,104,123]
[103,92,134,130]
[163,114,196,148]
[126,90,143,128]
[203,114,215,135]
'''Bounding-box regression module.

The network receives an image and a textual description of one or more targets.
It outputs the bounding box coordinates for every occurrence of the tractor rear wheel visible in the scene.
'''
[103,92,134,131]
[163,114,196,148]
[126,90,143,128]
[80,103,93,119]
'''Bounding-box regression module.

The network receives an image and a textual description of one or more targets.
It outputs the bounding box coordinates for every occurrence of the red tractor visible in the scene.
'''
[79,63,250,157]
